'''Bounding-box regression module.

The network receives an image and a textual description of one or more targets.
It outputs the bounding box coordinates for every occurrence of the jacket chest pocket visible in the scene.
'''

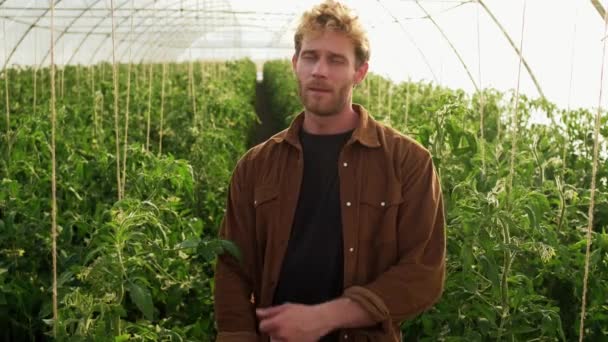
[253,185,280,236]
[359,186,403,241]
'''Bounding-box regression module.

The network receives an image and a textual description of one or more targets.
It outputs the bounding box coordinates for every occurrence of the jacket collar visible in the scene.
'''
[273,103,381,149]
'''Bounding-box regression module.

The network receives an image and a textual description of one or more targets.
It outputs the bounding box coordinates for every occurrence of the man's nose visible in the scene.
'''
[311,59,328,78]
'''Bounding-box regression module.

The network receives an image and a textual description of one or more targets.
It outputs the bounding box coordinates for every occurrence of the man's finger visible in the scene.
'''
[269,338,286,342]
[256,303,289,319]
[259,315,282,335]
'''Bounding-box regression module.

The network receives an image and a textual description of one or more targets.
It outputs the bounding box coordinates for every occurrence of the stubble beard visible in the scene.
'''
[297,78,351,117]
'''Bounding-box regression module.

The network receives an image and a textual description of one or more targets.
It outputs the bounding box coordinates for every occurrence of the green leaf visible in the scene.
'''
[128,281,154,321]
[476,303,497,324]
[57,270,73,287]
[461,243,473,272]
[177,237,200,249]
[115,334,131,342]
[523,205,537,230]
[199,241,217,262]
[219,239,242,262]
[479,255,500,291]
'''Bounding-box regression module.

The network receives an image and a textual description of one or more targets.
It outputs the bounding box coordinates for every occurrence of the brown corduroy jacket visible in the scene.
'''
[214,104,446,342]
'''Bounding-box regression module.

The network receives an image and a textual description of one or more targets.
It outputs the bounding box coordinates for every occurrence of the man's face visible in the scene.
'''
[292,30,367,117]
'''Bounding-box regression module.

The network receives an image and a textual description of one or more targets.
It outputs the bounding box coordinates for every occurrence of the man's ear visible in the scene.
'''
[291,53,298,73]
[354,61,369,85]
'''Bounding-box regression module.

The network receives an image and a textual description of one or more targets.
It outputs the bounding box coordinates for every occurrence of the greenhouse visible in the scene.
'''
[0,0,607,341]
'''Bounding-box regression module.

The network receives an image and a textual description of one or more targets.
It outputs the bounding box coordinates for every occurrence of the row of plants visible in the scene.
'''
[1,55,606,341]
[0,59,257,340]
[262,60,301,129]
[262,60,608,341]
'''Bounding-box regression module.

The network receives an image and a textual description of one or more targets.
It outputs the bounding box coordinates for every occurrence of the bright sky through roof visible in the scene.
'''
[2,0,607,112]
[221,0,608,112]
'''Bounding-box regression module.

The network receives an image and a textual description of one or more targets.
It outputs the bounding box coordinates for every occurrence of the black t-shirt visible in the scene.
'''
[272,127,353,341]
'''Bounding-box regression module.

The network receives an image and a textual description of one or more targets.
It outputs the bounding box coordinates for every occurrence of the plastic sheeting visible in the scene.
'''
[1,0,607,109]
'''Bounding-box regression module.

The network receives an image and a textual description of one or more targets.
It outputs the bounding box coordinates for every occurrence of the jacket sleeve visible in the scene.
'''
[343,147,446,334]
[214,157,260,342]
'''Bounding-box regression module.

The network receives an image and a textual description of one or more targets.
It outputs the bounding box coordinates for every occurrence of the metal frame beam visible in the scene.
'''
[65,0,157,65]
[123,0,235,63]
[39,0,106,66]
[2,0,62,69]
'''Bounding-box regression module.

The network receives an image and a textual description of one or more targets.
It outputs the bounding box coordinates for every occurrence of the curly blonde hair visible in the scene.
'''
[294,0,370,67]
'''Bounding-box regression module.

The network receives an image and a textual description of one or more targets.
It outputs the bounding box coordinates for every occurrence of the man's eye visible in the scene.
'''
[331,58,345,64]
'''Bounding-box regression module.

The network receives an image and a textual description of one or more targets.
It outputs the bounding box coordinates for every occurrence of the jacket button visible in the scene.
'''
[349,247,354,253]
[344,334,349,339]
[343,162,348,167]
[380,201,386,206]
[346,202,351,207]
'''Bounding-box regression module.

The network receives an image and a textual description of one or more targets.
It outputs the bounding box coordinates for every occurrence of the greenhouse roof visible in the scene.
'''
[1,0,608,109]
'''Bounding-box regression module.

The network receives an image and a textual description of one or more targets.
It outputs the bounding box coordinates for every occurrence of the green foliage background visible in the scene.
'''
[0,60,256,341]
[1,57,607,341]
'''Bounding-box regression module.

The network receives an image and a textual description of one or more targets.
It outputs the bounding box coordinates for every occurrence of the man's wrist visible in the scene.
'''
[315,297,353,334]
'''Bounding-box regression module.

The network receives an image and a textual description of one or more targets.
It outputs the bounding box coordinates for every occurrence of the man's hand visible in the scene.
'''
[256,298,376,341]
[256,303,332,342]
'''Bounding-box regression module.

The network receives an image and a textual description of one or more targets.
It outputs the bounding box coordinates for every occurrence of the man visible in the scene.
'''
[213,1,446,341]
